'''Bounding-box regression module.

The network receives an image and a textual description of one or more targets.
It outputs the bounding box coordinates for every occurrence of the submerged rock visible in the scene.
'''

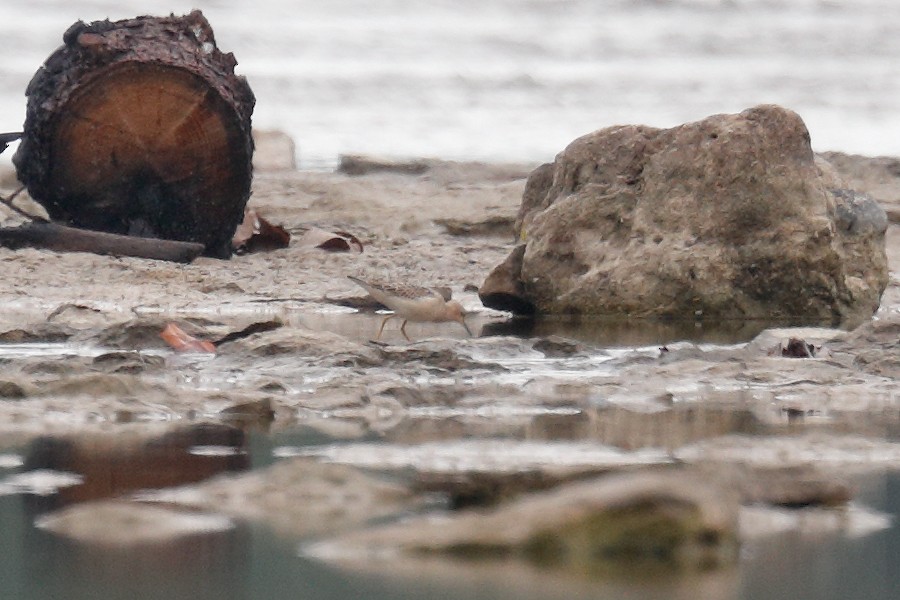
[92,351,166,374]
[147,458,422,538]
[222,326,383,367]
[482,105,889,327]
[735,465,853,508]
[531,335,586,357]
[377,343,505,372]
[35,500,234,545]
[218,397,276,425]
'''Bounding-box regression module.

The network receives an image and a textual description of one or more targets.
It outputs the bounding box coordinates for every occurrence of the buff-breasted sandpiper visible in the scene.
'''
[348,276,472,341]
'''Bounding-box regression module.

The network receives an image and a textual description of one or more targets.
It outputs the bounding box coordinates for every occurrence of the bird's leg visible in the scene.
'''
[376,315,394,340]
[459,319,473,337]
[400,319,411,342]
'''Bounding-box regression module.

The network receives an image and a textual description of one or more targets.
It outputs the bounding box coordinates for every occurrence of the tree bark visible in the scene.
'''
[13,11,255,258]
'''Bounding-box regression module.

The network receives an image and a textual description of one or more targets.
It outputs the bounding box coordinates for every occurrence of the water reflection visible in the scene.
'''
[295,307,786,347]
[17,517,249,600]
[1,426,900,599]
[482,315,805,347]
[304,550,742,600]
[737,472,900,600]
[20,423,249,513]
[377,403,764,453]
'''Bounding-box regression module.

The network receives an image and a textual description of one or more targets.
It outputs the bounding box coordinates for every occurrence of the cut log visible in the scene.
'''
[13,11,255,258]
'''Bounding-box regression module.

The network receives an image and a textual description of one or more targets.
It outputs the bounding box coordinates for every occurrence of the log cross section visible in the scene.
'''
[14,10,255,258]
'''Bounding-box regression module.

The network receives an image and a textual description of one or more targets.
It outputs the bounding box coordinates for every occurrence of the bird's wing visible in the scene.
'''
[378,282,436,301]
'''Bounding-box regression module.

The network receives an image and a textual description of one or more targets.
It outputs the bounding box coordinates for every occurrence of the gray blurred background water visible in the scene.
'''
[1,0,899,169]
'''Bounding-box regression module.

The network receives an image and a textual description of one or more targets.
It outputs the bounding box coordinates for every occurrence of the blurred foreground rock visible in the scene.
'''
[144,458,423,538]
[482,104,889,327]
[35,500,234,546]
[308,469,740,574]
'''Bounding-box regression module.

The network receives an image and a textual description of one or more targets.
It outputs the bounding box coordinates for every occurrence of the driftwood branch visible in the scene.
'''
[0,132,22,154]
[0,185,41,222]
[0,222,204,263]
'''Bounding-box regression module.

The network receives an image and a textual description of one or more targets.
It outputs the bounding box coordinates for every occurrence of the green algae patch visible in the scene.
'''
[318,469,741,577]
[522,495,738,574]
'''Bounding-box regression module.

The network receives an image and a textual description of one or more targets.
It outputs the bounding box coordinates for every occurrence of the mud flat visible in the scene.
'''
[0,146,898,575]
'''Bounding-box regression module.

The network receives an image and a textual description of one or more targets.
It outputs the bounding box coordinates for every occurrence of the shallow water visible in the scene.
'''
[0,305,896,594]
[1,427,899,600]
[1,0,900,169]
[0,310,766,399]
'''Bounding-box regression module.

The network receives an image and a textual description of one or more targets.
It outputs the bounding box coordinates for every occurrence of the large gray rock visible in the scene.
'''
[481,105,889,327]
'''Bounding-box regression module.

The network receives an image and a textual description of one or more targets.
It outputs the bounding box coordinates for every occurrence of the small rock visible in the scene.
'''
[92,351,165,373]
[148,459,422,538]
[740,466,853,508]
[0,324,72,343]
[745,326,846,356]
[252,129,296,171]
[0,379,28,399]
[338,154,430,176]
[781,337,816,358]
[413,469,603,509]
[219,397,275,424]
[226,326,382,367]
[378,345,505,373]
[434,215,515,237]
[532,336,584,358]
[37,373,145,397]
[46,303,108,329]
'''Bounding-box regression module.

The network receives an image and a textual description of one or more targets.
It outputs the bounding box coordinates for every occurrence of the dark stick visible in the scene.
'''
[0,185,48,222]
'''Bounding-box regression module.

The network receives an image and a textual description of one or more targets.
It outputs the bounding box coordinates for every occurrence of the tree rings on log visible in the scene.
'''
[14,11,255,258]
